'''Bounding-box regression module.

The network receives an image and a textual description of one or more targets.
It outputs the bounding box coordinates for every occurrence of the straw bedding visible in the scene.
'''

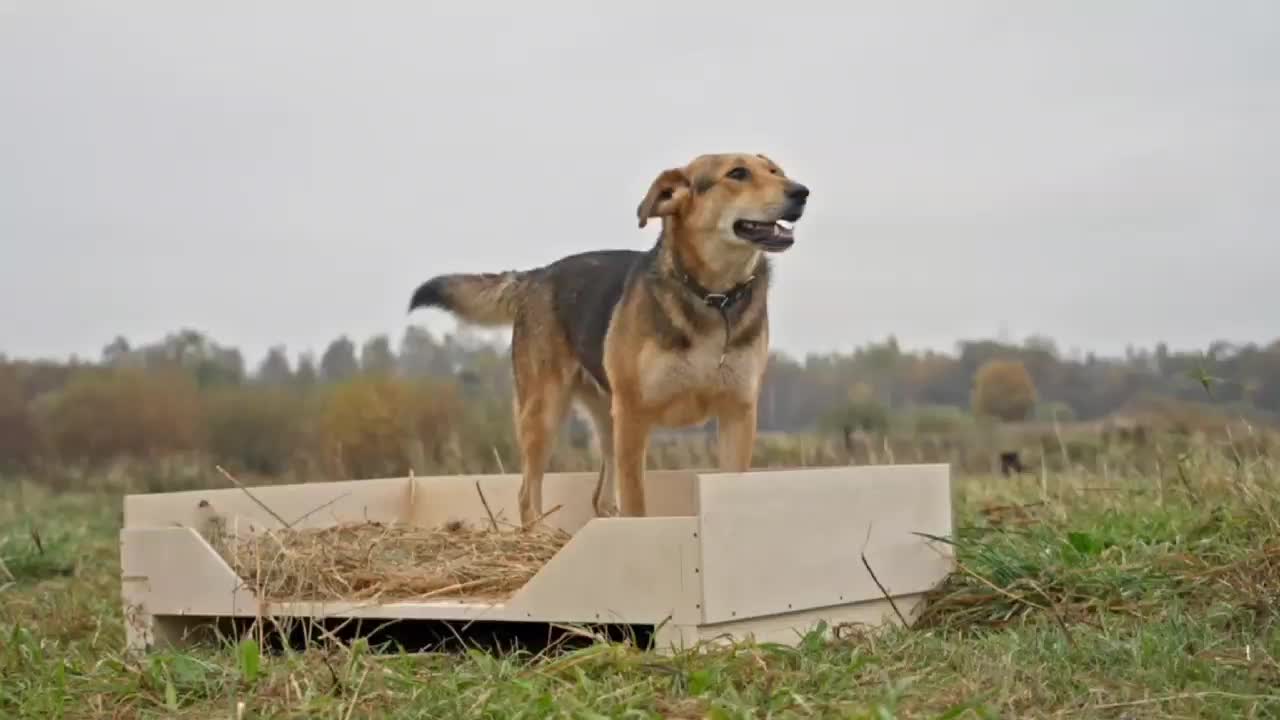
[214,520,572,602]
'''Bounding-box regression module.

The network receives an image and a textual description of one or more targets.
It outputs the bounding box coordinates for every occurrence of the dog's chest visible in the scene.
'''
[638,337,761,422]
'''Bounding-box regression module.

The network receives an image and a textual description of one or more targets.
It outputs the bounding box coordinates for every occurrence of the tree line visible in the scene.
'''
[1,326,1277,482]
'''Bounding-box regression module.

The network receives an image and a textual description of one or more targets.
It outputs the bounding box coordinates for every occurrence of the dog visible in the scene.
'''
[409,153,809,526]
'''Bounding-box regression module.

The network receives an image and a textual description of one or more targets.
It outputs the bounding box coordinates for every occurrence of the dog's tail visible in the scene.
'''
[408,270,530,326]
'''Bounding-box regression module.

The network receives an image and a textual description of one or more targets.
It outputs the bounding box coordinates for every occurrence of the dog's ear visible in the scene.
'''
[635,168,691,229]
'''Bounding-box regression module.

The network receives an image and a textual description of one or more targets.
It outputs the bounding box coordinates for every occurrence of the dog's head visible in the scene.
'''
[635,153,809,254]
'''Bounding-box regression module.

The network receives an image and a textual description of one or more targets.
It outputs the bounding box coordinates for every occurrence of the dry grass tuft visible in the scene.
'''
[216,520,571,602]
[1170,539,1280,611]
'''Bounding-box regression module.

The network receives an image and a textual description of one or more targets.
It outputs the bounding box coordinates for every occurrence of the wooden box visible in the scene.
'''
[120,464,953,652]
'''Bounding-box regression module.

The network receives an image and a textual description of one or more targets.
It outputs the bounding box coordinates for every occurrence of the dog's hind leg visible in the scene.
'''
[513,377,571,528]
[511,322,574,528]
[573,380,617,517]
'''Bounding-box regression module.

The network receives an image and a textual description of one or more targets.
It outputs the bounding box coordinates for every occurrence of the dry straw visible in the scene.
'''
[216,520,571,602]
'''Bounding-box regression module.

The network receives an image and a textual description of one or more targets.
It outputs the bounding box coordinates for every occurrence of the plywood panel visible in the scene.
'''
[120,527,259,615]
[122,518,702,626]
[696,464,953,624]
[409,473,597,535]
[410,470,699,534]
[123,476,414,532]
[264,600,511,622]
[691,594,928,648]
[508,517,701,625]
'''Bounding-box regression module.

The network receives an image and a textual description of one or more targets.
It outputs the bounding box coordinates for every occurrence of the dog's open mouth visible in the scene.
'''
[733,218,796,251]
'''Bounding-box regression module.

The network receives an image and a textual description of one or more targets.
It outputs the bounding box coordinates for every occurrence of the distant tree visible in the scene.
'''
[256,346,293,385]
[320,376,413,478]
[43,366,202,463]
[121,329,244,386]
[294,352,319,388]
[101,336,133,366]
[821,399,889,436]
[0,363,39,469]
[1023,334,1059,357]
[972,359,1037,422]
[905,404,973,434]
[399,325,452,377]
[320,336,359,383]
[820,382,889,450]
[360,335,396,376]
[204,386,303,475]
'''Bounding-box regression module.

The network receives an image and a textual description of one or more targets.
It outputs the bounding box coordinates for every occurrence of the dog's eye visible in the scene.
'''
[726,167,750,181]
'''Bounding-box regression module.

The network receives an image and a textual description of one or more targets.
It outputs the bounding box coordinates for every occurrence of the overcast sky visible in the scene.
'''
[2,1,1278,367]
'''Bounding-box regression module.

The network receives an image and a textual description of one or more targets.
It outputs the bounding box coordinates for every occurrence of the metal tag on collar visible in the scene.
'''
[704,293,729,309]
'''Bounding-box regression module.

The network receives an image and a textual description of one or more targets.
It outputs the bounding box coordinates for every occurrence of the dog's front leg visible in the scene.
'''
[717,401,758,472]
[613,407,651,517]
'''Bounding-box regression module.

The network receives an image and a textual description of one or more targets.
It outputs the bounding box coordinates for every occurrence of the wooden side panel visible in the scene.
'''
[692,594,928,648]
[123,476,414,532]
[410,469,699,535]
[265,600,510,622]
[506,517,701,625]
[696,464,953,624]
[409,472,597,535]
[125,470,700,538]
[640,470,701,518]
[120,527,259,616]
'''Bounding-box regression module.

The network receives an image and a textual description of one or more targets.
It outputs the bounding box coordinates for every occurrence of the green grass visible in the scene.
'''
[3,454,1280,719]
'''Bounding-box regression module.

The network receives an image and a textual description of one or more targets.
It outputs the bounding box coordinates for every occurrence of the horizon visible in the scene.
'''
[3,320,1274,371]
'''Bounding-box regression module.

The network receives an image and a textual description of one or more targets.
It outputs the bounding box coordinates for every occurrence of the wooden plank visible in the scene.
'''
[507,517,701,625]
[408,472,597,535]
[692,594,928,647]
[123,476,414,532]
[695,464,953,624]
[410,470,699,535]
[263,600,510,622]
[125,470,700,538]
[120,527,259,616]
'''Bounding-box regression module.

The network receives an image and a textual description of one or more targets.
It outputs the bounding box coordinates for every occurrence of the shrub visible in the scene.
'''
[204,387,306,476]
[319,376,465,479]
[901,404,974,435]
[972,359,1038,422]
[40,366,202,464]
[0,364,39,470]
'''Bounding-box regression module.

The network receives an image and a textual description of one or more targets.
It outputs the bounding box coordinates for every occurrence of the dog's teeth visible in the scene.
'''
[776,220,794,230]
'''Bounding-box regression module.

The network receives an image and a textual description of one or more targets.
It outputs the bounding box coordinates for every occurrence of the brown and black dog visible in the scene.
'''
[409,153,809,526]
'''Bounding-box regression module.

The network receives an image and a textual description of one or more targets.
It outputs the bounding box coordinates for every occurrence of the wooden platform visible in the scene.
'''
[120,465,954,653]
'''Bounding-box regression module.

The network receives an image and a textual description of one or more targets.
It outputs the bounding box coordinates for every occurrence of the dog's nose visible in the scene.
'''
[787,183,810,202]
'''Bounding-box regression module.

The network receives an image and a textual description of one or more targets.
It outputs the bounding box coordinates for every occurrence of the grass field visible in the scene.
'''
[3,447,1280,719]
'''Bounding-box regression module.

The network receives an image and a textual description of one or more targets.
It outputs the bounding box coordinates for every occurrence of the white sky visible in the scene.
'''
[2,1,1278,366]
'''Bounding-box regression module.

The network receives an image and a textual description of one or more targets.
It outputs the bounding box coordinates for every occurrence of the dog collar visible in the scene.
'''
[674,270,756,367]
[676,271,756,312]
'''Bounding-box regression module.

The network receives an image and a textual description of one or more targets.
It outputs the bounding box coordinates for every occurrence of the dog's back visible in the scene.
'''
[409,247,652,390]
[546,248,650,391]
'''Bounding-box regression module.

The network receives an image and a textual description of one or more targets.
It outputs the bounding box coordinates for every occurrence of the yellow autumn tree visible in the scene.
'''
[320,376,464,479]
[972,359,1037,422]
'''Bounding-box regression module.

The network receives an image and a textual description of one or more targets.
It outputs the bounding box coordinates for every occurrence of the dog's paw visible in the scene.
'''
[593,501,620,518]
